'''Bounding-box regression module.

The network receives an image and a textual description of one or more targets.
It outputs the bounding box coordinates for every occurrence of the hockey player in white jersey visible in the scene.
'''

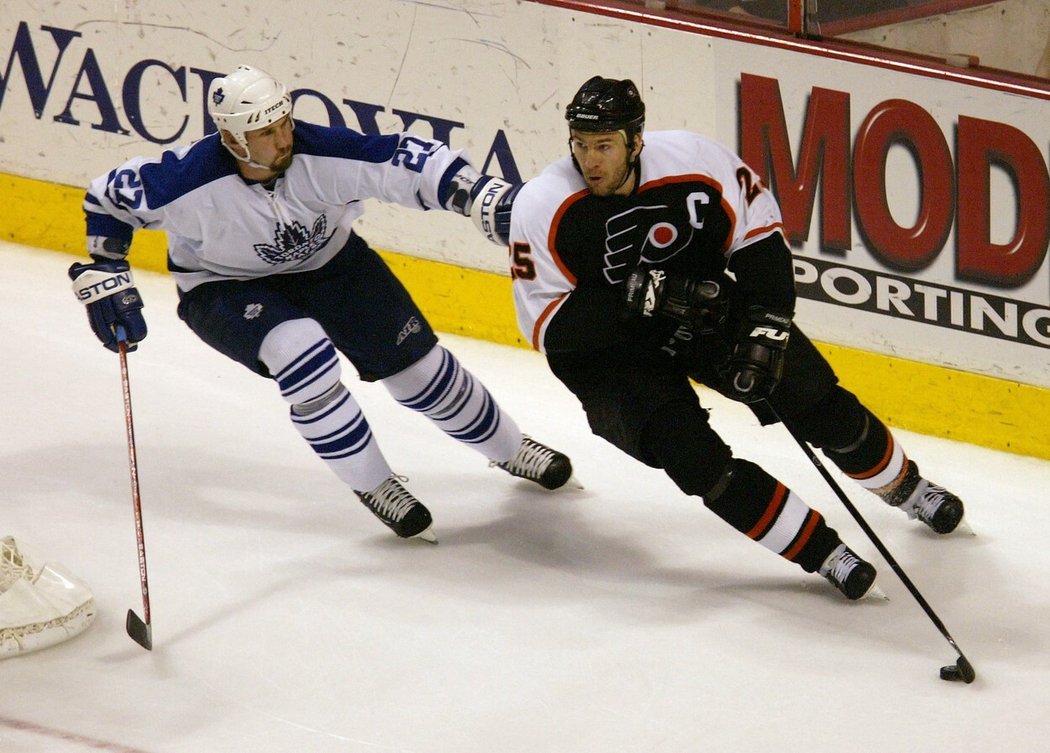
[68,64,572,543]
[505,76,967,599]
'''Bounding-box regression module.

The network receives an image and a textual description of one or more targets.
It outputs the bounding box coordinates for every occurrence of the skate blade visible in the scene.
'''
[954,517,976,536]
[862,581,889,601]
[411,526,439,544]
[537,472,584,492]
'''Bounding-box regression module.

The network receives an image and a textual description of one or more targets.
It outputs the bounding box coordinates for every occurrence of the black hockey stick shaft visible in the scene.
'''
[117,333,153,650]
[763,401,972,670]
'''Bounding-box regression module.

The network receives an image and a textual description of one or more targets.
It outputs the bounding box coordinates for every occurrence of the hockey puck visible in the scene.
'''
[939,656,976,684]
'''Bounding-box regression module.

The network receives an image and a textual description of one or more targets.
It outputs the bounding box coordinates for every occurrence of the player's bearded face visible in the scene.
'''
[570,130,638,197]
[244,115,295,173]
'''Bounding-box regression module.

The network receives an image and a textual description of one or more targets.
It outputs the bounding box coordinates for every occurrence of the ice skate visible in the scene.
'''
[819,544,881,600]
[355,476,437,543]
[877,460,967,535]
[492,436,574,490]
[899,479,967,535]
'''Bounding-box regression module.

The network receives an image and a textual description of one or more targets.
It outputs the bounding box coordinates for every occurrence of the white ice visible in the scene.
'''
[2,241,1048,753]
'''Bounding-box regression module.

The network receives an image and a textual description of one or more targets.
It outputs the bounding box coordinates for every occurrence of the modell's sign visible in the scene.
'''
[739,73,1050,351]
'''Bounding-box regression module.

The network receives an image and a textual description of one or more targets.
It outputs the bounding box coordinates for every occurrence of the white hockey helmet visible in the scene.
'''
[208,65,293,163]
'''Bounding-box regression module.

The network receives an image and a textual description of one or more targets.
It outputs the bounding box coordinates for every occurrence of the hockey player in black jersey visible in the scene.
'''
[505,76,966,599]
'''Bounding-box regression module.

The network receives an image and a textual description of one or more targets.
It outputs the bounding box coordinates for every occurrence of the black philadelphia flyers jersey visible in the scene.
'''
[509,130,786,353]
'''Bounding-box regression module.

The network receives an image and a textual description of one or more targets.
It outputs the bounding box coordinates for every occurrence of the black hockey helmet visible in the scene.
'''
[565,76,645,135]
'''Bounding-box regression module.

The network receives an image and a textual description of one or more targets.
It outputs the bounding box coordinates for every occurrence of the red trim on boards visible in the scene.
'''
[528,0,1050,100]
[818,0,1001,35]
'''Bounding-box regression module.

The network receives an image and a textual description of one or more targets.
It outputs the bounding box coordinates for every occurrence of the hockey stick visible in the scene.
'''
[762,400,975,684]
[116,327,153,650]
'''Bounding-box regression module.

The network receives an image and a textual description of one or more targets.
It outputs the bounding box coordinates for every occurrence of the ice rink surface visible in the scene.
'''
[2,240,1049,752]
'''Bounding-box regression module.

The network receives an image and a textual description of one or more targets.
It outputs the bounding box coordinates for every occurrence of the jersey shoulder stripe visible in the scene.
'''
[292,120,400,163]
[137,135,236,210]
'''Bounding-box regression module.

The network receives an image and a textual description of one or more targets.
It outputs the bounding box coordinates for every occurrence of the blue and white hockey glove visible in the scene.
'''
[444,164,521,246]
[68,259,147,352]
[469,175,521,247]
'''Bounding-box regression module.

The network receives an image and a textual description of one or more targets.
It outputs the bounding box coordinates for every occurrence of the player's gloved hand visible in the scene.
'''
[469,175,522,246]
[68,259,147,352]
[721,305,791,403]
[623,266,721,326]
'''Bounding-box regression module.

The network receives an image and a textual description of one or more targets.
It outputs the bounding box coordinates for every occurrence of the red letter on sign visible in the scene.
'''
[739,74,851,252]
[853,99,954,272]
[957,115,1049,288]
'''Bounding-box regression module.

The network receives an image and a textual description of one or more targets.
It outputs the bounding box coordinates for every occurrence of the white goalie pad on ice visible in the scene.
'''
[0,537,96,658]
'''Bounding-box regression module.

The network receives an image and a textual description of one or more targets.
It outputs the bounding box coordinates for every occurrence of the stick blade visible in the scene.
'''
[126,609,152,650]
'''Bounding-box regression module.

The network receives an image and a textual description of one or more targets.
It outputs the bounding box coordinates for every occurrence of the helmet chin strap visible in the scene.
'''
[244,154,278,171]
[612,157,637,194]
[610,132,642,194]
[221,135,277,171]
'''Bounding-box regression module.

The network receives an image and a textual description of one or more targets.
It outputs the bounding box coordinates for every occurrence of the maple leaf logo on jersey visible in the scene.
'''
[602,204,695,284]
[253,215,336,265]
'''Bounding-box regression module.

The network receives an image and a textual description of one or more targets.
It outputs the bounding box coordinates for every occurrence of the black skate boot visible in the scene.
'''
[819,544,878,600]
[492,436,573,490]
[355,476,436,543]
[899,480,965,534]
[879,461,965,534]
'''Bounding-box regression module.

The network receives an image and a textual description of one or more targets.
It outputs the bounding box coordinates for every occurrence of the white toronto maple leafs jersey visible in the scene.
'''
[84,120,472,292]
[508,130,786,353]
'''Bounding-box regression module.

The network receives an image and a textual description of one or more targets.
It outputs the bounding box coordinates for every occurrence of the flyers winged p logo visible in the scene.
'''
[602,204,694,283]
